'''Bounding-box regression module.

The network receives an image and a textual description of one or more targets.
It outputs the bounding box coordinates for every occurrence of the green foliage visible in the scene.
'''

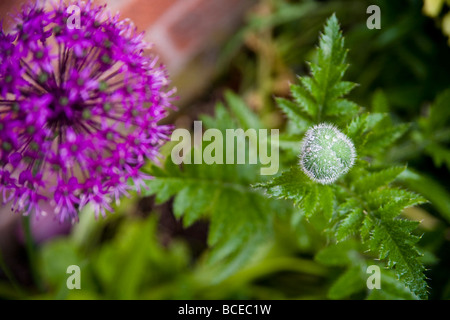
[418,89,450,170]
[256,15,429,299]
[137,14,435,300]
[30,209,332,300]
[276,14,359,124]
[37,213,194,299]
[143,91,287,280]
[315,240,418,300]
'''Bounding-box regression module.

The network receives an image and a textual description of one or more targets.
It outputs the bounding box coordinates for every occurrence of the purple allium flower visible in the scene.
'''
[0,1,175,222]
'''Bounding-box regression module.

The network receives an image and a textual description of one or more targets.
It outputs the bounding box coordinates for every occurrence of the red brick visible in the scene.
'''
[115,0,177,30]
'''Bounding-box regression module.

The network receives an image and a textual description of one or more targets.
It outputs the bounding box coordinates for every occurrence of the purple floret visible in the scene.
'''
[0,0,175,222]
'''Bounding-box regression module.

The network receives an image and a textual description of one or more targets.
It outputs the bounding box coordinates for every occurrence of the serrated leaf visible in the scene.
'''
[366,188,427,214]
[336,208,365,241]
[360,216,373,242]
[367,269,419,300]
[145,98,277,275]
[303,184,319,219]
[313,14,347,99]
[353,167,406,193]
[364,123,409,155]
[275,97,311,129]
[328,81,358,101]
[173,184,212,227]
[345,113,385,150]
[325,98,359,117]
[367,216,428,299]
[254,166,310,205]
[278,14,358,125]
[364,113,386,129]
[346,114,369,148]
[299,76,318,98]
[290,82,317,119]
[345,113,407,156]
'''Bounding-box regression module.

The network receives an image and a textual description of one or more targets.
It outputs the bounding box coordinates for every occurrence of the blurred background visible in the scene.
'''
[1,0,450,299]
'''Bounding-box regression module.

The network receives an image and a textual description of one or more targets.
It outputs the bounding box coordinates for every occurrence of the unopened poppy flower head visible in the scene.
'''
[0,0,175,222]
[300,123,356,185]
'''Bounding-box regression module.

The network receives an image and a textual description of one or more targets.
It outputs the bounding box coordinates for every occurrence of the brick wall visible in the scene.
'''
[116,0,255,105]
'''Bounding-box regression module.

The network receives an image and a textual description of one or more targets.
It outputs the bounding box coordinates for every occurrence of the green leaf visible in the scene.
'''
[261,16,428,298]
[92,215,190,299]
[278,14,359,125]
[146,98,278,277]
[345,113,385,150]
[303,184,319,219]
[371,89,390,113]
[364,123,409,155]
[146,156,272,246]
[399,169,450,224]
[336,208,365,241]
[173,183,212,227]
[200,102,237,131]
[325,99,359,117]
[254,166,310,205]
[313,14,348,106]
[345,114,369,149]
[366,216,428,299]
[275,97,311,130]
[367,269,419,300]
[225,90,263,130]
[353,167,406,193]
[315,240,359,267]
[328,265,366,299]
[254,166,321,219]
[366,188,427,214]
[416,89,450,171]
[327,81,358,101]
[425,143,450,170]
[40,239,83,288]
[290,82,317,119]
[426,88,450,131]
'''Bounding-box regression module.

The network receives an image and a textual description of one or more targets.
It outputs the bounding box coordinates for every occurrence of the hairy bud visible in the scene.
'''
[300,123,356,184]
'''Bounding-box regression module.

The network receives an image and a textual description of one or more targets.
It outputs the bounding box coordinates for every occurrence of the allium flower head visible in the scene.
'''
[0,1,175,222]
[300,123,356,184]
